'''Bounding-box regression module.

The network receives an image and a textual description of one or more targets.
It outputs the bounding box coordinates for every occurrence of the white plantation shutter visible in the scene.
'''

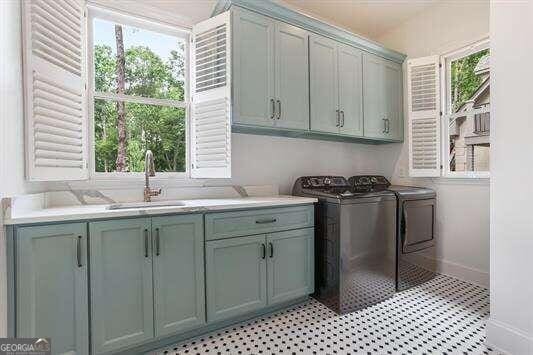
[22,0,88,181]
[190,11,232,178]
[407,56,441,177]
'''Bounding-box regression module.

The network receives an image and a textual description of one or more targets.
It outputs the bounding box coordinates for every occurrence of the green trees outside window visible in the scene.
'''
[93,18,187,173]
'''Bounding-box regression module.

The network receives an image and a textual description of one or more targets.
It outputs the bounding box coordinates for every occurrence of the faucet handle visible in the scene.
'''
[149,188,161,197]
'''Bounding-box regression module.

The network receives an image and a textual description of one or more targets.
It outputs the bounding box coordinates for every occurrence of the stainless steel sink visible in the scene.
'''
[107,200,186,210]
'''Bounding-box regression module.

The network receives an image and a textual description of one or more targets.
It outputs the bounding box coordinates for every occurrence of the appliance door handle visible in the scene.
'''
[155,227,160,256]
[144,229,149,258]
[270,98,275,119]
[277,99,281,120]
[269,242,274,258]
[76,236,82,267]
[255,218,277,224]
[261,243,266,259]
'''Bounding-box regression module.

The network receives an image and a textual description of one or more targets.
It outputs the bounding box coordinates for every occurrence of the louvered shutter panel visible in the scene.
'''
[190,11,232,179]
[407,56,441,177]
[22,0,88,181]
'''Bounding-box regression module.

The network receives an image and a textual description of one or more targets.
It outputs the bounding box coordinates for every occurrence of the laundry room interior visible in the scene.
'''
[1,0,531,354]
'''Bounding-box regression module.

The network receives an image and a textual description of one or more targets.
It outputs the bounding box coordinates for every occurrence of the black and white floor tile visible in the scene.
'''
[152,275,499,355]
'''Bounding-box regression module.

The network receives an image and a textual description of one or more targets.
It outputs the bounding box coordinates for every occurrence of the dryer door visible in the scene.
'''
[401,199,435,253]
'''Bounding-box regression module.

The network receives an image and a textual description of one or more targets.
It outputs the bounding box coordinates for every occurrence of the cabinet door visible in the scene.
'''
[310,35,339,133]
[16,223,88,355]
[338,44,363,137]
[232,8,275,127]
[266,228,314,305]
[90,218,154,354]
[274,22,309,130]
[383,60,403,140]
[363,53,387,139]
[152,215,205,337]
[206,235,267,322]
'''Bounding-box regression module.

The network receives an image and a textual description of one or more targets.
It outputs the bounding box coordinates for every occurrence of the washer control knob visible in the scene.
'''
[323,177,331,186]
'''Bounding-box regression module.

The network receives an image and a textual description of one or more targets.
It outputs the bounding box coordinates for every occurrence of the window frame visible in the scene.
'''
[87,6,191,180]
[440,38,490,179]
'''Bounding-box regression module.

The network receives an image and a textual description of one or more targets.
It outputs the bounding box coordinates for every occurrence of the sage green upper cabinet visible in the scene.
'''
[309,35,338,134]
[274,22,309,130]
[383,60,403,140]
[363,53,403,140]
[232,8,274,127]
[152,215,205,338]
[338,44,363,137]
[16,223,88,355]
[267,228,314,305]
[206,235,267,322]
[90,218,154,354]
[310,35,363,137]
[233,8,309,130]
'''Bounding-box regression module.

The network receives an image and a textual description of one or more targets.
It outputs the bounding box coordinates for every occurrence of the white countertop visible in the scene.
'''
[3,196,317,225]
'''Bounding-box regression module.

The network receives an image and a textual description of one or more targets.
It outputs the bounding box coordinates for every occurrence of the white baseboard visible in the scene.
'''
[486,318,533,355]
[408,253,489,288]
[436,258,489,288]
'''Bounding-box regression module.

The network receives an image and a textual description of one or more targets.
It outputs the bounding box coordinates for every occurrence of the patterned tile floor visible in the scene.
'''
[153,275,499,355]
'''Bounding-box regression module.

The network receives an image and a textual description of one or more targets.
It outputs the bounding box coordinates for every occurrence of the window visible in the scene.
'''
[442,40,490,178]
[89,9,189,177]
[407,39,490,179]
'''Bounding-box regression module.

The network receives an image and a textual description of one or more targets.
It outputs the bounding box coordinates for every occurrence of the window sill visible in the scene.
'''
[405,176,490,186]
[67,174,230,190]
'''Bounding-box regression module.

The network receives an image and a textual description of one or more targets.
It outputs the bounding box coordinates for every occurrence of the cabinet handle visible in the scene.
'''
[155,228,160,256]
[270,98,275,119]
[76,236,82,267]
[335,109,340,127]
[269,242,274,258]
[277,99,281,120]
[144,229,149,258]
[261,243,266,259]
[255,218,277,224]
[382,118,387,133]
[340,110,345,127]
[386,118,390,133]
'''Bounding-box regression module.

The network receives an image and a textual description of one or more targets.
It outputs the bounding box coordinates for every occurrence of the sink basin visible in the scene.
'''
[107,200,186,210]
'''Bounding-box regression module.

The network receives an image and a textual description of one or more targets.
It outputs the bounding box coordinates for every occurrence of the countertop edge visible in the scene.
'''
[3,198,317,226]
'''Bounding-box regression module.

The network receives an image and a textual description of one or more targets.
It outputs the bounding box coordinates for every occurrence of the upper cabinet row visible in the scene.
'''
[231,7,403,142]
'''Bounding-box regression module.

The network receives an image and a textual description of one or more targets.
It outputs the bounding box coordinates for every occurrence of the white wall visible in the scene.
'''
[486,2,533,354]
[377,0,490,286]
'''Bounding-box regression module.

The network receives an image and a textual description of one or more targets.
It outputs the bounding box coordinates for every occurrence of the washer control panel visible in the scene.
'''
[300,176,349,189]
[349,175,390,188]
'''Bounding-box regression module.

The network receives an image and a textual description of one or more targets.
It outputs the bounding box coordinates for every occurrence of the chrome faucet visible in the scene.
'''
[144,150,161,202]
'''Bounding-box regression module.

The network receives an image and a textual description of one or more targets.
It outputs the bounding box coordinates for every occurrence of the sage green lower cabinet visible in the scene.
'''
[89,218,154,354]
[16,223,89,355]
[267,228,314,305]
[206,225,315,323]
[152,215,205,337]
[206,235,267,322]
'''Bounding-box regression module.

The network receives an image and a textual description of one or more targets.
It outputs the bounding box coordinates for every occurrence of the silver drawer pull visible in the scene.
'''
[255,218,277,224]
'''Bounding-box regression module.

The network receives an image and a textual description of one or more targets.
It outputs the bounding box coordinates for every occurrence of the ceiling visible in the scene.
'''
[277,0,440,39]
[145,0,217,26]
[134,0,438,39]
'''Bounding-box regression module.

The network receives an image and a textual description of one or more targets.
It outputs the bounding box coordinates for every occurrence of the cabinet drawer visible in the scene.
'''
[205,205,314,240]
